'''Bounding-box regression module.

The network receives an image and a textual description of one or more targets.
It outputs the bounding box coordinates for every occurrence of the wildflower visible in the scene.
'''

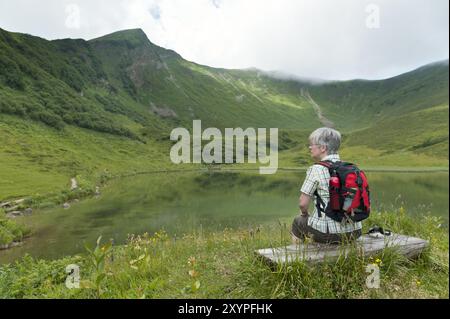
[192,280,201,292]
[188,256,196,267]
[416,280,421,286]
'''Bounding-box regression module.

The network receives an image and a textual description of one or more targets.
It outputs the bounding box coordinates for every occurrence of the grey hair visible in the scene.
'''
[309,127,341,154]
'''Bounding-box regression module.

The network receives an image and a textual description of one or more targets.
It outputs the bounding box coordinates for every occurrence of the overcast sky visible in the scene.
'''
[0,0,448,80]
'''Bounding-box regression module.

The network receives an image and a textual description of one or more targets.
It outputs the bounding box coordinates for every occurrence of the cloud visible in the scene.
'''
[0,0,448,80]
[210,0,222,9]
[64,4,81,29]
[149,4,161,20]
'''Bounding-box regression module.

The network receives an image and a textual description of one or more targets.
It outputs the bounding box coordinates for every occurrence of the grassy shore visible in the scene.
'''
[0,208,447,299]
[0,218,30,248]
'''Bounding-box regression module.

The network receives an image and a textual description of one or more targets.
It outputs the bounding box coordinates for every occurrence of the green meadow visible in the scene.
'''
[0,209,447,298]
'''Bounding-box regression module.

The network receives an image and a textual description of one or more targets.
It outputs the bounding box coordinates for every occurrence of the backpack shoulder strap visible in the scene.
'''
[317,160,344,173]
[312,160,334,218]
[316,160,333,169]
[313,189,326,218]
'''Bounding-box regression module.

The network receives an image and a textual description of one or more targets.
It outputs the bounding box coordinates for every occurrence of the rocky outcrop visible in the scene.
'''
[1,198,32,219]
[0,241,23,250]
[0,198,25,210]
[4,208,32,218]
[5,211,23,218]
[150,102,178,118]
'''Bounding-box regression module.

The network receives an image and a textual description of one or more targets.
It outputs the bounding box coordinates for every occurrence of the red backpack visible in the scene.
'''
[314,160,371,223]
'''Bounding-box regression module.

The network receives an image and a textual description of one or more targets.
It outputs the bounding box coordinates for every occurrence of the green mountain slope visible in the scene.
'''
[308,60,449,130]
[89,29,323,130]
[303,60,449,165]
[0,28,161,139]
[0,27,322,139]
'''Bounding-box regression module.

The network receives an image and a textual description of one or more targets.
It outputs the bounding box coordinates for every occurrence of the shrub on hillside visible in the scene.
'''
[0,99,26,116]
[29,109,65,130]
[0,54,25,90]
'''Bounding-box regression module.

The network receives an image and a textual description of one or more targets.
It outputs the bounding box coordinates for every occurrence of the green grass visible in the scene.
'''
[277,140,449,169]
[0,216,30,247]
[0,208,447,298]
[0,113,178,201]
[343,104,449,158]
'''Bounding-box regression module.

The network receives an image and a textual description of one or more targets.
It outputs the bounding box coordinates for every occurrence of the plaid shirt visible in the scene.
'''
[300,154,363,234]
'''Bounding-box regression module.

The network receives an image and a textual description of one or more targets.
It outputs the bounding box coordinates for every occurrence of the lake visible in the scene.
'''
[0,170,448,264]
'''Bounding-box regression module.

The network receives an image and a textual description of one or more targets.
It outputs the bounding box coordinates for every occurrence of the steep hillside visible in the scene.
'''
[0,27,322,139]
[306,61,448,162]
[308,60,449,131]
[0,28,165,140]
[89,29,323,130]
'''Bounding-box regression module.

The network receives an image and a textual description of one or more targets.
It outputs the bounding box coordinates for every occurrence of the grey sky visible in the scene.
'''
[0,0,448,80]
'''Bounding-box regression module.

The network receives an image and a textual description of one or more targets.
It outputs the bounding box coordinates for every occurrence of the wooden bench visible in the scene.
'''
[256,233,429,265]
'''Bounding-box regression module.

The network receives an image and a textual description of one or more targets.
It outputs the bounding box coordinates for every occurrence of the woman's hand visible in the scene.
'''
[299,210,309,217]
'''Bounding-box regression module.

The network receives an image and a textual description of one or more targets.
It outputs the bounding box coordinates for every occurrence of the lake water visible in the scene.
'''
[0,170,448,264]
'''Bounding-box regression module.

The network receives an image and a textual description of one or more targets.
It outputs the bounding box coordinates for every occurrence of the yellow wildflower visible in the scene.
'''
[188,256,196,266]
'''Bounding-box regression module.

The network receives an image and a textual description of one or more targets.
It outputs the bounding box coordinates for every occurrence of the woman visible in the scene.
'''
[291,127,362,244]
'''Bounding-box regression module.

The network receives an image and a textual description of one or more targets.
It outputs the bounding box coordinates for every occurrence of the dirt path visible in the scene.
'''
[70,178,78,190]
[301,88,335,128]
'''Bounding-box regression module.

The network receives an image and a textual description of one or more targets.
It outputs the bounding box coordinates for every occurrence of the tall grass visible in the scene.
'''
[0,208,447,299]
[0,215,30,247]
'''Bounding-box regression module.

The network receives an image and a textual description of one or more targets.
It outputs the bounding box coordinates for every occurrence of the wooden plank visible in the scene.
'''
[256,233,429,265]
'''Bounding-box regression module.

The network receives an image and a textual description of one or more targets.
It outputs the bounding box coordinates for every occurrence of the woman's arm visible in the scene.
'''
[299,165,318,217]
[299,192,312,216]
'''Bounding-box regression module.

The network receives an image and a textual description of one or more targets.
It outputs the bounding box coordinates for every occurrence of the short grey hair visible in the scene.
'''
[309,127,341,154]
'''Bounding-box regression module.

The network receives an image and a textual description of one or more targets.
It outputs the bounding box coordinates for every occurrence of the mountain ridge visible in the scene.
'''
[4,26,446,83]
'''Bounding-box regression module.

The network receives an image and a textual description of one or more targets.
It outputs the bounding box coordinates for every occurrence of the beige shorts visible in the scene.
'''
[291,215,362,244]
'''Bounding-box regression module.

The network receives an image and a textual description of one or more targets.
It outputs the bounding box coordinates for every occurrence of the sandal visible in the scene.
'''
[367,225,392,236]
